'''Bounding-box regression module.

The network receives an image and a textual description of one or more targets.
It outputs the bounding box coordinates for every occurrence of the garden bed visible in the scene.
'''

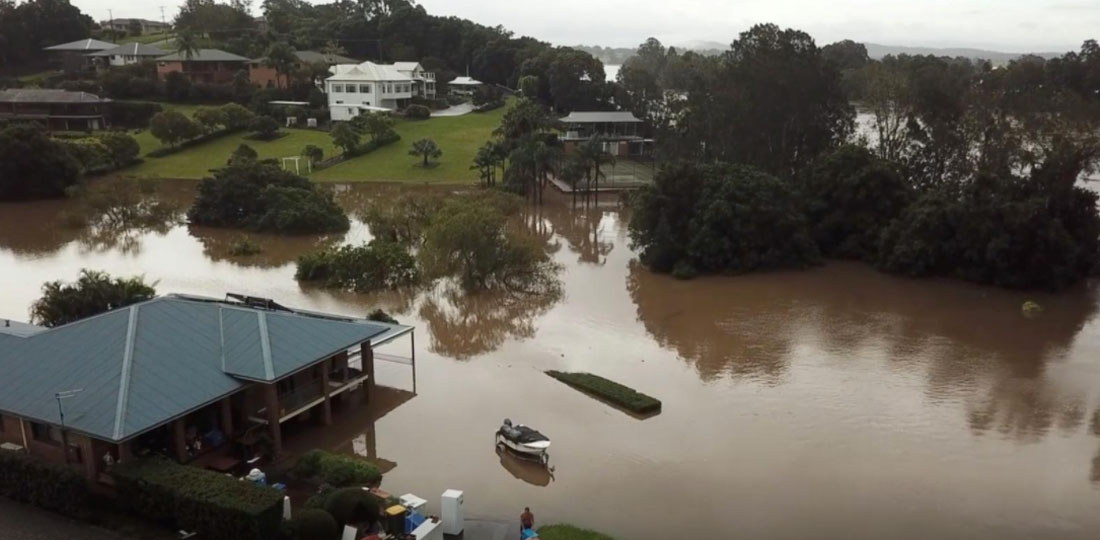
[545,371,661,415]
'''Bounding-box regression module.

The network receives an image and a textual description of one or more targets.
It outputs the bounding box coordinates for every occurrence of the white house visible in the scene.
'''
[86,43,166,67]
[448,76,483,96]
[327,61,438,120]
[391,62,436,98]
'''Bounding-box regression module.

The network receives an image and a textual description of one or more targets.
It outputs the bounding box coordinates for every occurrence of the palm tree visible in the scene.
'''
[532,141,560,205]
[265,42,298,88]
[471,143,495,187]
[507,142,538,203]
[175,30,199,61]
[577,137,612,206]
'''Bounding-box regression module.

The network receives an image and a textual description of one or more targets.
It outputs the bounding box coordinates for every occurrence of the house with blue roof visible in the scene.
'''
[0,294,413,481]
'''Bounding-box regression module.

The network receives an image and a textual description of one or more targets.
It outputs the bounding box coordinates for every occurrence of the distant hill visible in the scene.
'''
[574,41,1062,67]
[863,43,1060,65]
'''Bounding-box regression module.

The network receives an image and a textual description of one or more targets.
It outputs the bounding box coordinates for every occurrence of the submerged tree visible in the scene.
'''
[31,269,157,327]
[188,161,349,234]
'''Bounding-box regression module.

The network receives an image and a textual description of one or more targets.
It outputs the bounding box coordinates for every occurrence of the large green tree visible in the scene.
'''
[0,123,82,201]
[188,161,350,233]
[629,162,820,277]
[30,269,156,327]
[679,24,854,176]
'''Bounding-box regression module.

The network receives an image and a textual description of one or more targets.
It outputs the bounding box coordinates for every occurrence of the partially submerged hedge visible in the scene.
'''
[545,371,661,415]
[293,449,382,487]
[111,456,284,540]
[0,450,89,518]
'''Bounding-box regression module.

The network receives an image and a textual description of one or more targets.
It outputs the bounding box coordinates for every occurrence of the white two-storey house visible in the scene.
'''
[326,61,415,121]
[391,62,436,98]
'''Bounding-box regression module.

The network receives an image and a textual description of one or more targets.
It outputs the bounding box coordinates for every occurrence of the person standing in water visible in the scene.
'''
[520,507,535,536]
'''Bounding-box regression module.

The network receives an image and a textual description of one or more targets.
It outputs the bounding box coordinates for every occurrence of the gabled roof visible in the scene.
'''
[0,89,108,104]
[44,38,118,51]
[156,49,250,62]
[560,111,642,123]
[448,76,483,86]
[87,43,166,57]
[328,61,412,82]
[391,62,422,72]
[250,50,359,65]
[0,294,407,442]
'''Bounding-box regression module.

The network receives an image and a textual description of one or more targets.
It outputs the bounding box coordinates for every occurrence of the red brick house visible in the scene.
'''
[248,50,358,89]
[156,49,251,84]
[0,89,111,131]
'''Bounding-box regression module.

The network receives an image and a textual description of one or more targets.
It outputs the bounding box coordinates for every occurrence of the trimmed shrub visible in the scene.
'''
[249,115,281,140]
[111,457,284,540]
[0,450,90,518]
[545,371,661,414]
[403,104,431,119]
[96,132,141,168]
[56,137,113,174]
[293,449,382,488]
[324,487,380,529]
[291,508,340,540]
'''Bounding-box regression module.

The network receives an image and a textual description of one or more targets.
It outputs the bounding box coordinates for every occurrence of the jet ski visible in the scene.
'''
[495,418,551,464]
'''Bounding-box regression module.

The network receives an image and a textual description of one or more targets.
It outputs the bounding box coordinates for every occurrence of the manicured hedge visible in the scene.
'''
[545,371,662,414]
[111,456,284,540]
[539,524,616,540]
[0,450,90,518]
[293,449,382,487]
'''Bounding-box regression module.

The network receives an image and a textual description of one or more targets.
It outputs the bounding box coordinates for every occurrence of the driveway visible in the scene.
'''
[431,102,474,117]
[0,498,121,540]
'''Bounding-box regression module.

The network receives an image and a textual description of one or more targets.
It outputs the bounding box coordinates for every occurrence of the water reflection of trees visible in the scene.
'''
[418,281,563,360]
[539,204,613,265]
[0,178,190,256]
[191,226,344,269]
[628,260,1100,438]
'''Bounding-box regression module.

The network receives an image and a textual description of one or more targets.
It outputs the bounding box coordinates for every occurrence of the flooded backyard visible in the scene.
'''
[2,182,1100,539]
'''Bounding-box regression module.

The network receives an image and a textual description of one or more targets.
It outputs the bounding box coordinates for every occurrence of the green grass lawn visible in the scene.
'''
[119,32,174,45]
[311,104,509,184]
[124,128,340,179]
[119,101,508,182]
[538,525,615,540]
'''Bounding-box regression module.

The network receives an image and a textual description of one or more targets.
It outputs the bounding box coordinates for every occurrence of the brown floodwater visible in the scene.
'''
[3,181,1100,539]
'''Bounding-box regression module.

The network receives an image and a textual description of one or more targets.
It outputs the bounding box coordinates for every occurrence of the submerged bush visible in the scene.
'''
[295,241,419,292]
[546,371,662,414]
[188,161,349,234]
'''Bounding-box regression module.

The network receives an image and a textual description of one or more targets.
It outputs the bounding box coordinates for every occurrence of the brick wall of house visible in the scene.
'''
[156,61,184,80]
[249,65,282,88]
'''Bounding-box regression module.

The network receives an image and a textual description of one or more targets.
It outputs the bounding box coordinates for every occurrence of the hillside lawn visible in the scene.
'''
[121,100,507,183]
[126,128,339,178]
[311,102,509,184]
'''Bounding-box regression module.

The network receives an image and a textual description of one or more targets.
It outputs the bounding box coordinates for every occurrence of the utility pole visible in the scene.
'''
[55,389,83,465]
[159,5,169,45]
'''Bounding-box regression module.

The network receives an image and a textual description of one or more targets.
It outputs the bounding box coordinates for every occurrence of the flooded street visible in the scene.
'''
[3,182,1100,539]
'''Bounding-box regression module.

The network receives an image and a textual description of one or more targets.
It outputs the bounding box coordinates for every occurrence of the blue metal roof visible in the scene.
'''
[0,295,401,442]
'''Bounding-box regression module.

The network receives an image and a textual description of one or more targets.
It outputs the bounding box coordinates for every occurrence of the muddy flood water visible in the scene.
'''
[2,181,1100,539]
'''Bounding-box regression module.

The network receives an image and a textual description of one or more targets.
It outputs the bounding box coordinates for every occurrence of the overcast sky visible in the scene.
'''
[73,0,1097,53]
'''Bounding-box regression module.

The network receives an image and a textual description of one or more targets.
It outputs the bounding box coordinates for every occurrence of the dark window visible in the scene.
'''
[30,422,61,445]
